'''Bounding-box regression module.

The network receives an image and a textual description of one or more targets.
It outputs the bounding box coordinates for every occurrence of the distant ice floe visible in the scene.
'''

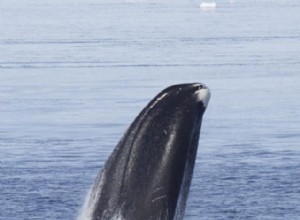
[124,0,167,3]
[200,1,217,9]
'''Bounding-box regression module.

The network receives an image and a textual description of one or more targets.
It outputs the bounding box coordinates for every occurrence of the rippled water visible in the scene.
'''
[1,0,300,219]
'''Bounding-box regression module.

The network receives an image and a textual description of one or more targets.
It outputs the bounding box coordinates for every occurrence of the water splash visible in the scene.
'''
[77,172,106,220]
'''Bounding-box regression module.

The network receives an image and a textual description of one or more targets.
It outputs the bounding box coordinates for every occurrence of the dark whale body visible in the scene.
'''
[80,83,210,220]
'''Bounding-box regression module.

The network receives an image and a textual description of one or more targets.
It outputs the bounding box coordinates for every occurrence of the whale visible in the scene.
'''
[78,83,210,220]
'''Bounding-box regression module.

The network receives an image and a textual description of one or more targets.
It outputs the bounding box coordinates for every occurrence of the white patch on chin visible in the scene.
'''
[195,87,210,108]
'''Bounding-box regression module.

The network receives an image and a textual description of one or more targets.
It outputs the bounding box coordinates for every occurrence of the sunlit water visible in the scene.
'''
[1,0,300,219]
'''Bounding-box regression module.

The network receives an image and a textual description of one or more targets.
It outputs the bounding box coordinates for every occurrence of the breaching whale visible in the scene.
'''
[78,83,210,220]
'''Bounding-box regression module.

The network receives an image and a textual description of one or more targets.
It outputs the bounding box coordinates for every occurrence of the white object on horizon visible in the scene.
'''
[200,2,217,9]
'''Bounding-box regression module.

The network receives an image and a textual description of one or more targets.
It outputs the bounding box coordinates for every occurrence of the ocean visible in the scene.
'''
[1,0,299,219]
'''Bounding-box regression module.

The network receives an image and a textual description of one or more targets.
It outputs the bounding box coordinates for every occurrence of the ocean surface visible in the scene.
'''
[1,0,300,219]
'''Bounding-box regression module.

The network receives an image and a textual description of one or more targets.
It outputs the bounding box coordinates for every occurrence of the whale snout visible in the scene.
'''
[193,83,211,108]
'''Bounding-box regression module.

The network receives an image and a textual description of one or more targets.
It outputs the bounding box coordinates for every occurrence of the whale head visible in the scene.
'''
[80,83,210,220]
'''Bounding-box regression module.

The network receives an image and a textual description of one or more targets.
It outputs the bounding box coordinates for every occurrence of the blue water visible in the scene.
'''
[1,0,300,219]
